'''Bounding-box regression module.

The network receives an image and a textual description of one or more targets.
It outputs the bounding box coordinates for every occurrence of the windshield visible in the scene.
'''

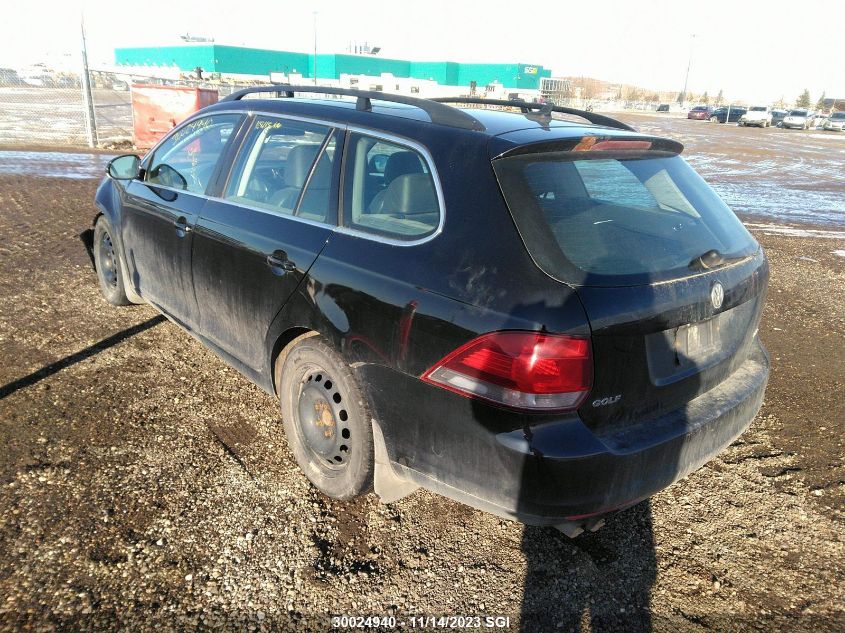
[750,106,767,112]
[831,112,845,120]
[692,107,707,111]
[789,110,807,116]
[494,151,758,286]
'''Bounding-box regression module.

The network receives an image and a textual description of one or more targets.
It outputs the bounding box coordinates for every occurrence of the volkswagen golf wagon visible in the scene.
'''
[88,87,769,536]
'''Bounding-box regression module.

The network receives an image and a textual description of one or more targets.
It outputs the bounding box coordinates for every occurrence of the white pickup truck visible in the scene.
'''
[740,106,773,127]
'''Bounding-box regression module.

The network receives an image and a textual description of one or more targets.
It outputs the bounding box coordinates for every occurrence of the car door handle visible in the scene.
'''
[174,216,192,235]
[266,251,296,273]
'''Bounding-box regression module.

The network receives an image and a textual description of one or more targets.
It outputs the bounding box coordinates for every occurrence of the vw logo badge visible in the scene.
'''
[710,282,725,309]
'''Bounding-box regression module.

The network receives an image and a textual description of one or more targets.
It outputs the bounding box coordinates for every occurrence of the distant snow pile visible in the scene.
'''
[745,223,845,240]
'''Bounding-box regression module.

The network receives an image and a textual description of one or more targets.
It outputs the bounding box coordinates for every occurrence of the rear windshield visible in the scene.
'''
[750,106,767,111]
[494,151,758,286]
[789,110,807,116]
[831,112,845,120]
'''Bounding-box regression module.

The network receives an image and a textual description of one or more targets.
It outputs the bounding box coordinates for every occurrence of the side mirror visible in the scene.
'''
[107,154,141,180]
[149,164,188,191]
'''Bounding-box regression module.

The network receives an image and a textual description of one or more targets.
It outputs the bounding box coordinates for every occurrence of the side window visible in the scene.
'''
[146,114,241,194]
[342,133,440,239]
[224,116,332,216]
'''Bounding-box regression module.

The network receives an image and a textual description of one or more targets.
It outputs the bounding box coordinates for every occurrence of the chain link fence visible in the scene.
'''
[0,68,257,148]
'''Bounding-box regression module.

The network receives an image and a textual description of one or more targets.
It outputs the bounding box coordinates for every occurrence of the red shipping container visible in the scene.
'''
[131,84,219,149]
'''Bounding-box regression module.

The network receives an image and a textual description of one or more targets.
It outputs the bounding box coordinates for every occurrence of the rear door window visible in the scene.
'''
[224,116,333,218]
[146,114,241,194]
[341,133,440,240]
[494,150,758,285]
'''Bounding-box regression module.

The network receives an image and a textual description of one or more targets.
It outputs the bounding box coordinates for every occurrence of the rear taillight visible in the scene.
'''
[422,331,592,412]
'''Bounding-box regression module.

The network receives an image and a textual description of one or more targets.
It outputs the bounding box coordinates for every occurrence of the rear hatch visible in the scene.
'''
[492,133,768,433]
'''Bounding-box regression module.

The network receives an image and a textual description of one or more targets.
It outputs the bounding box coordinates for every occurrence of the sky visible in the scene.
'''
[1,0,841,104]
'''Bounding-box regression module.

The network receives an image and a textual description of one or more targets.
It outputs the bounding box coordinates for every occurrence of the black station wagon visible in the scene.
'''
[89,87,769,536]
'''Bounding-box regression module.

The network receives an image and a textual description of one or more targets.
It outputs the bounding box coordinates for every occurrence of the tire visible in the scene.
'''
[278,335,374,500]
[93,215,131,306]
[710,116,719,123]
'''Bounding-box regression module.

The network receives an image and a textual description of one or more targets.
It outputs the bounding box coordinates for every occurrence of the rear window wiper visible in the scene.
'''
[688,249,748,271]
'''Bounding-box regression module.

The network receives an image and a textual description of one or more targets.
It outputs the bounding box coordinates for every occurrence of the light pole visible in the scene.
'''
[313,12,318,86]
[680,33,695,108]
[80,13,98,147]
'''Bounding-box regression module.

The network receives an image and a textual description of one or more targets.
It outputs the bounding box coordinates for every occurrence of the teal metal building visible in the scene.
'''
[115,45,551,90]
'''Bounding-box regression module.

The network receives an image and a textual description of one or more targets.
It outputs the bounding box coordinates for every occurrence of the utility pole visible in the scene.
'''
[680,34,695,108]
[313,12,318,86]
[80,14,98,147]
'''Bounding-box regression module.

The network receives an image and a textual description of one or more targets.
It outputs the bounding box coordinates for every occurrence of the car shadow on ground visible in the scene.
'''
[0,315,165,400]
[519,504,656,632]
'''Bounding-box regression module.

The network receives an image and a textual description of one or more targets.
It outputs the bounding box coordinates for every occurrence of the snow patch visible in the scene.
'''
[745,223,845,239]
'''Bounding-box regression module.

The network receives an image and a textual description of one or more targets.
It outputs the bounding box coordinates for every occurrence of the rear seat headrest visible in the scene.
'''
[383,151,424,184]
[285,145,321,187]
[380,173,438,216]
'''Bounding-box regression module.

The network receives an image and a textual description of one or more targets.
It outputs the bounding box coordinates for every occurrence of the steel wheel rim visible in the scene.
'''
[98,231,118,288]
[296,366,351,470]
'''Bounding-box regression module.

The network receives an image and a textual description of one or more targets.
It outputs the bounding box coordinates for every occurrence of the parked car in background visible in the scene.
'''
[687,105,714,120]
[782,109,812,129]
[656,103,671,112]
[771,109,788,127]
[823,111,845,131]
[739,106,773,127]
[807,112,827,129]
[709,106,747,123]
[0,68,27,86]
[87,87,770,536]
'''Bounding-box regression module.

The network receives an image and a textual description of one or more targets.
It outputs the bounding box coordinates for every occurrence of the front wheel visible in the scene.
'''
[278,335,374,500]
[710,116,719,123]
[93,215,131,306]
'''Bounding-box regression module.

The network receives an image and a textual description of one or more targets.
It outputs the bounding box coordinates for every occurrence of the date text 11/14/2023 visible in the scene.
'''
[331,615,512,629]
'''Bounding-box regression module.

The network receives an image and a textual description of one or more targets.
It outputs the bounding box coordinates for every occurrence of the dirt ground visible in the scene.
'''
[0,116,843,631]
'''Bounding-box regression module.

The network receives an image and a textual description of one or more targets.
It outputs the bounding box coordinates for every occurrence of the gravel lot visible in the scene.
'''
[0,116,843,631]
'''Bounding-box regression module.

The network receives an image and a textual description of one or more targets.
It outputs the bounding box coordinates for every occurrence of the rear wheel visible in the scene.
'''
[278,336,374,499]
[710,116,719,123]
[93,215,131,306]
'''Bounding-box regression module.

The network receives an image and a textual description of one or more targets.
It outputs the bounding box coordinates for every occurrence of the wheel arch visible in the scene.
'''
[271,327,319,395]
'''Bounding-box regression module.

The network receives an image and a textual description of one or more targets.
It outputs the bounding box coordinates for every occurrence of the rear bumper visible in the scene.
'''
[366,339,769,525]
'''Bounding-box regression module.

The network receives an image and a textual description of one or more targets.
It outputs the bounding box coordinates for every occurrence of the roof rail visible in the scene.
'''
[431,97,637,132]
[221,85,486,132]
